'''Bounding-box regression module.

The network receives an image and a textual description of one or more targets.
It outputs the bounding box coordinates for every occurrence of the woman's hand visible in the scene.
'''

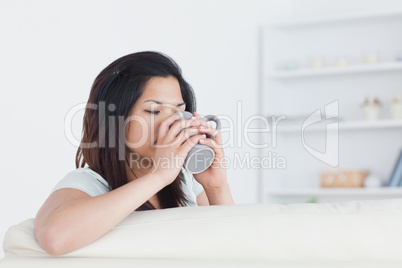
[191,112,228,190]
[152,113,206,186]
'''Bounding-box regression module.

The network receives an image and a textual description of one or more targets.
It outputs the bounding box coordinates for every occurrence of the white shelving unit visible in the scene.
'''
[278,119,402,133]
[268,62,402,79]
[271,9,402,28]
[258,10,402,204]
[265,188,402,204]
[266,187,402,196]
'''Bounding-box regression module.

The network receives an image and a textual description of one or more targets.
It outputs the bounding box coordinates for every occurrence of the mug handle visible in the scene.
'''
[202,115,221,140]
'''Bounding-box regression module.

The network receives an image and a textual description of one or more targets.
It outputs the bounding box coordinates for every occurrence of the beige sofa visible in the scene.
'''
[2,198,402,267]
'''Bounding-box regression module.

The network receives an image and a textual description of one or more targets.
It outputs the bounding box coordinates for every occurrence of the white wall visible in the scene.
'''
[2,0,402,258]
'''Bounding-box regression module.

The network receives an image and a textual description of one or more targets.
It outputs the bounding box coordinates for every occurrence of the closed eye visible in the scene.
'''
[145,110,160,115]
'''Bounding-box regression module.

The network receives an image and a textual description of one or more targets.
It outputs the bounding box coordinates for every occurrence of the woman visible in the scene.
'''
[34,51,234,256]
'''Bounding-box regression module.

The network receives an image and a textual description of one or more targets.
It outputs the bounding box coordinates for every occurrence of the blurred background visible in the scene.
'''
[2,0,402,257]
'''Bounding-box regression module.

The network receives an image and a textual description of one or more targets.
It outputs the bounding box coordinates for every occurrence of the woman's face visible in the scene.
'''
[125,75,186,159]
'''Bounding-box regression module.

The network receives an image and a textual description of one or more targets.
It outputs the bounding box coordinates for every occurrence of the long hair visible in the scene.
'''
[75,51,196,210]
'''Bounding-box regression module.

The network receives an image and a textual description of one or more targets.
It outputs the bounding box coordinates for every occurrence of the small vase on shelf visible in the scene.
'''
[363,52,380,64]
[363,175,383,188]
[335,58,348,68]
[361,97,381,121]
[390,96,402,120]
[308,58,324,69]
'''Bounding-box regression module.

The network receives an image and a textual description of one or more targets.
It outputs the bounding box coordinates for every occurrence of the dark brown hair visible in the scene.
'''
[75,51,197,210]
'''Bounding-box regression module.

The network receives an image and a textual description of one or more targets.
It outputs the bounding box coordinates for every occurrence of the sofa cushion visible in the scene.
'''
[3,198,402,262]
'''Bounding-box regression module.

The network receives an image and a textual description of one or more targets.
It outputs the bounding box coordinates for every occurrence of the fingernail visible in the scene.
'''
[199,125,205,129]
[191,116,196,120]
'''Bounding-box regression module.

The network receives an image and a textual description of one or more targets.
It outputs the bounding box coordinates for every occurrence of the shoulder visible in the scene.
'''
[180,168,204,197]
[51,167,110,197]
[180,168,194,186]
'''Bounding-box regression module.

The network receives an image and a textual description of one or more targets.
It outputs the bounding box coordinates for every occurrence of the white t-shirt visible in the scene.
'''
[51,167,204,207]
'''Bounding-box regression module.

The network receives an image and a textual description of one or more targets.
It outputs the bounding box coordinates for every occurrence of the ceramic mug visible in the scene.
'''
[157,111,221,174]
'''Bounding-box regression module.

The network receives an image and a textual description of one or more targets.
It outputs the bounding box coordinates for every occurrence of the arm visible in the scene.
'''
[203,184,234,205]
[34,172,166,256]
[35,113,205,256]
[191,112,234,206]
[196,186,234,206]
[196,190,209,206]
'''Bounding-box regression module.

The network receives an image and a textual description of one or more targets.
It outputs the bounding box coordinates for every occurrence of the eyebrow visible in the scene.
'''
[144,99,186,106]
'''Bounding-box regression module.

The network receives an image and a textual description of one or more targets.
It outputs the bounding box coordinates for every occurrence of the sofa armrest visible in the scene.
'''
[4,198,402,262]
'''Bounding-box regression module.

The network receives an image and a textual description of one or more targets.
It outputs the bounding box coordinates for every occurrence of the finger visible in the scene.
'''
[176,127,204,143]
[179,134,206,156]
[193,111,203,121]
[166,118,200,141]
[197,125,223,145]
[158,113,183,138]
[194,112,220,134]
[193,112,210,128]
[159,122,202,149]
[198,137,224,157]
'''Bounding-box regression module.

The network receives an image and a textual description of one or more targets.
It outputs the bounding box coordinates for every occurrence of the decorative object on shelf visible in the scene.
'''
[363,175,383,188]
[361,97,381,121]
[363,52,380,64]
[278,60,299,71]
[308,58,324,69]
[320,169,368,188]
[335,57,349,68]
[387,149,402,187]
[390,95,402,120]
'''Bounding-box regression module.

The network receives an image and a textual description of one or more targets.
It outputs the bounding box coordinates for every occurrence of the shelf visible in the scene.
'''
[278,119,402,133]
[259,10,402,204]
[268,62,402,79]
[266,187,402,197]
[270,9,402,29]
